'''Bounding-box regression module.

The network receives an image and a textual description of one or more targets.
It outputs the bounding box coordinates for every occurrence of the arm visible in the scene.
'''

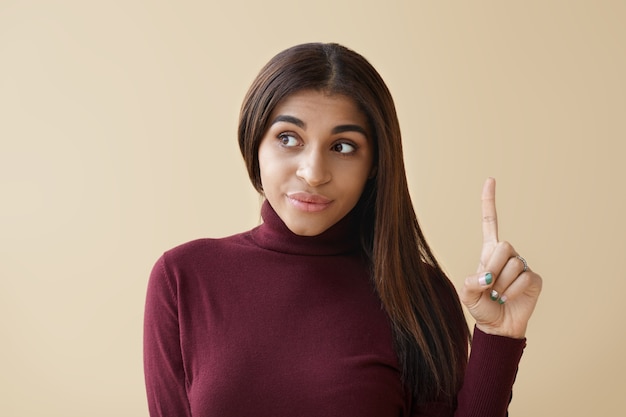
[454,327,525,417]
[414,178,540,417]
[412,321,525,417]
[455,178,541,415]
[143,256,192,417]
[412,314,526,417]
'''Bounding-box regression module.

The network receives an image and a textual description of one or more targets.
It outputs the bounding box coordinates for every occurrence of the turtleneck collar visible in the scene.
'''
[250,200,362,256]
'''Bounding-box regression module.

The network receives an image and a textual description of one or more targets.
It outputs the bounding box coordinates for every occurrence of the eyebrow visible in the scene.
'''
[270,115,368,137]
[331,124,368,137]
[271,115,306,129]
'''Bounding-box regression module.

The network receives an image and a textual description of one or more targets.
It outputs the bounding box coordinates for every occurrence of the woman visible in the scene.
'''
[144,42,542,417]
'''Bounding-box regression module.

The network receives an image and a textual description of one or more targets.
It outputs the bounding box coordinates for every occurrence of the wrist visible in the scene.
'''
[475,322,527,339]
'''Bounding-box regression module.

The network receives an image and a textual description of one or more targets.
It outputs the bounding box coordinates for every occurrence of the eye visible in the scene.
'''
[278,133,299,147]
[332,142,356,154]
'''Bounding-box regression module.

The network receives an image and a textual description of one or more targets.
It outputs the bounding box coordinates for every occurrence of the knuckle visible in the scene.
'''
[482,215,497,223]
[464,275,476,288]
[517,272,531,285]
[517,271,542,291]
[498,241,514,254]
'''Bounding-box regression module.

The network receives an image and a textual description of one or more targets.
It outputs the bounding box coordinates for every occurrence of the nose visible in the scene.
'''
[296,148,331,187]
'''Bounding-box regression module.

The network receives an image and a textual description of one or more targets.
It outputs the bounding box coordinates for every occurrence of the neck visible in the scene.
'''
[250,200,362,256]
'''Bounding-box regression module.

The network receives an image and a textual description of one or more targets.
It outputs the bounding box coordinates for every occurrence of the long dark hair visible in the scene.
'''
[238,42,470,405]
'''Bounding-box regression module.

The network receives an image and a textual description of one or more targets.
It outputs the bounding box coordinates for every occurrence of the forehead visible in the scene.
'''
[270,90,368,126]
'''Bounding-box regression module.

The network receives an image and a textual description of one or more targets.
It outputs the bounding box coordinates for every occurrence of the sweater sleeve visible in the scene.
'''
[143,255,192,417]
[454,326,525,417]
[412,327,526,417]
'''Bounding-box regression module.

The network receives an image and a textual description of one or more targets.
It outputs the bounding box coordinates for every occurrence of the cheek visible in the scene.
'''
[258,155,285,193]
[257,144,273,186]
[344,163,373,191]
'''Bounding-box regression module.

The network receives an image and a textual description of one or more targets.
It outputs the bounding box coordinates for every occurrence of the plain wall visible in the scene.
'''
[1,1,624,415]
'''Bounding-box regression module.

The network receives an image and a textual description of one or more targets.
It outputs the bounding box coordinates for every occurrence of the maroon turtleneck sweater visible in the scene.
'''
[144,201,525,417]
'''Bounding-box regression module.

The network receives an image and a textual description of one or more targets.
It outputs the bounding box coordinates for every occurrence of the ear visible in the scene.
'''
[368,165,378,179]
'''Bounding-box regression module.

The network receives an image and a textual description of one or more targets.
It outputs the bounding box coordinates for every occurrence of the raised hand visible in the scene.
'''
[459,178,543,339]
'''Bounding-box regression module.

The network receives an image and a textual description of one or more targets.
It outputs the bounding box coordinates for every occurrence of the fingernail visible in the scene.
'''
[498,295,507,304]
[479,272,493,286]
[490,289,499,301]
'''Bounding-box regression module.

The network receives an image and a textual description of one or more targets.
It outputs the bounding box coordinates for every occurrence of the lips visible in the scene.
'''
[287,192,332,212]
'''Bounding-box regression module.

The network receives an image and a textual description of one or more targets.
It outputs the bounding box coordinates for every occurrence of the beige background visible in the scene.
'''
[1,1,624,416]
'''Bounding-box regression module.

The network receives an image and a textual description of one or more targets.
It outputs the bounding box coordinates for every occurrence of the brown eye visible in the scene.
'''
[278,134,299,147]
[333,142,356,154]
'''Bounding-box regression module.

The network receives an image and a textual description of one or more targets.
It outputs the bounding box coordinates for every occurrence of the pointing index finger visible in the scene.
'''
[481,177,499,244]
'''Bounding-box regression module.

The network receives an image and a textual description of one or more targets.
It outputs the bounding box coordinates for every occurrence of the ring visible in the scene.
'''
[516,255,528,272]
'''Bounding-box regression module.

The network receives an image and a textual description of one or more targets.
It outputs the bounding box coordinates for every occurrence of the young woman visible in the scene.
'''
[143,42,542,417]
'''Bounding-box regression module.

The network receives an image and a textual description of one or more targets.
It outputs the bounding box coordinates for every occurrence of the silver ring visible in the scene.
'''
[516,255,528,272]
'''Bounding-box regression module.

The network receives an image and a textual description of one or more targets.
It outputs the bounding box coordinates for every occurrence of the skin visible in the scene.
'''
[459,178,543,338]
[257,90,375,237]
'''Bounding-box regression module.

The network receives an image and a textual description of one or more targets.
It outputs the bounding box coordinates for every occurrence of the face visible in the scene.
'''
[257,89,375,236]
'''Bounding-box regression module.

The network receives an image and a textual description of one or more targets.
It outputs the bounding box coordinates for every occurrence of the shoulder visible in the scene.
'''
[147,230,258,298]
[162,229,255,265]
[150,228,263,282]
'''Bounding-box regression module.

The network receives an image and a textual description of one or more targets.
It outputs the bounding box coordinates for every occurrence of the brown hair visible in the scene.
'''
[238,42,470,405]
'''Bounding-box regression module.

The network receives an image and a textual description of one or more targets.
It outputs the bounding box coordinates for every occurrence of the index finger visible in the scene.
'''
[481,177,499,244]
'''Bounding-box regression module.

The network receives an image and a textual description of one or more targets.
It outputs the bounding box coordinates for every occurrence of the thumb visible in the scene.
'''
[460,271,493,307]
